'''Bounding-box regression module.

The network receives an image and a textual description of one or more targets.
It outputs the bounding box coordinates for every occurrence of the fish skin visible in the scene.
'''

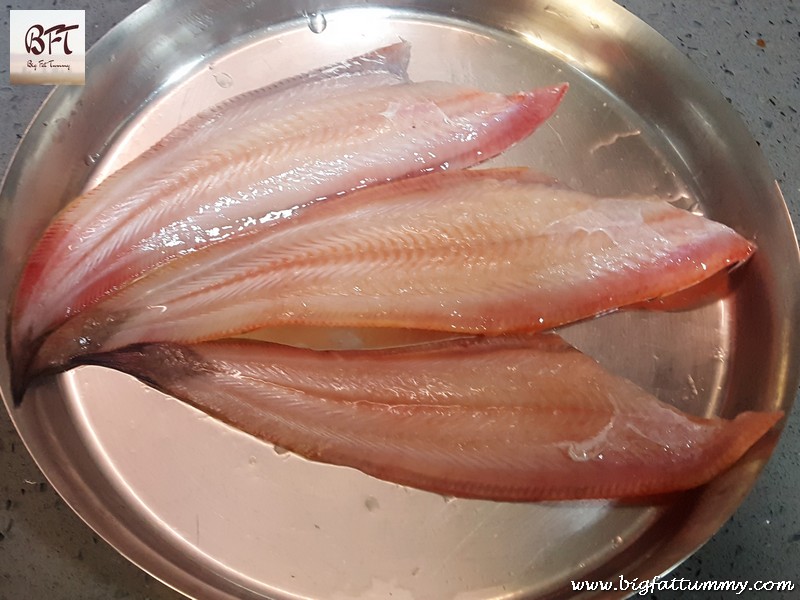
[29,168,754,379]
[11,47,568,386]
[82,334,783,501]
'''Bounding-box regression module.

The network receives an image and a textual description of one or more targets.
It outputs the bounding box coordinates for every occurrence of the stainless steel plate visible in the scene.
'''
[2,1,798,599]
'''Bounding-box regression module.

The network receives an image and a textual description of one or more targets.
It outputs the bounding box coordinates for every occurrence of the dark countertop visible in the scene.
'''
[1,1,798,598]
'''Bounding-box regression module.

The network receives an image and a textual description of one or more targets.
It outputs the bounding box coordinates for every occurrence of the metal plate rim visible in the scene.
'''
[2,1,799,599]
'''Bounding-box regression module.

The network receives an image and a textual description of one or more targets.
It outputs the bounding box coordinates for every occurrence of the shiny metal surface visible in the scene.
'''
[1,1,798,599]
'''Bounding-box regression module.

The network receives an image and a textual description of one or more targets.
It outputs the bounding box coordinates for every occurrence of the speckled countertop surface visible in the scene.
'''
[1,1,798,599]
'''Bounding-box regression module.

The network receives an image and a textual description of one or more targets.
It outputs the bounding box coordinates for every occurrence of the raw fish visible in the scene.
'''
[8,40,772,507]
[30,169,754,379]
[84,334,782,501]
[11,41,568,383]
[12,42,409,378]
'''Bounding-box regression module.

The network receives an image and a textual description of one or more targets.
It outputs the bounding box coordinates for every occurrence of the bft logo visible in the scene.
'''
[10,10,86,85]
[25,23,81,56]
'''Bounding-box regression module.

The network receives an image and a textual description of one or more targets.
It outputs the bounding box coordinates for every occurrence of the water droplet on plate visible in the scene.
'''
[213,72,233,88]
[686,374,699,396]
[544,5,569,19]
[305,11,327,34]
[612,535,624,547]
[84,153,100,166]
[364,496,380,512]
[273,444,290,456]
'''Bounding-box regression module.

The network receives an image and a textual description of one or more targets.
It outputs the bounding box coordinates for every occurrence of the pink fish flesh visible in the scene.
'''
[30,168,754,379]
[12,42,411,378]
[14,44,409,333]
[84,334,782,501]
[12,57,567,381]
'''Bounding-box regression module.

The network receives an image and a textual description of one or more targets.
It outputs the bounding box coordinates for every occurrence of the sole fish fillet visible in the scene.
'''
[11,41,568,384]
[30,168,754,380]
[13,44,410,353]
[83,335,782,501]
[8,40,776,510]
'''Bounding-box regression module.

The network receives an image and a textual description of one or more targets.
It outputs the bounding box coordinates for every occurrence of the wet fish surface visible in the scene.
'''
[11,42,567,384]
[9,43,777,505]
[85,335,782,501]
[31,168,753,377]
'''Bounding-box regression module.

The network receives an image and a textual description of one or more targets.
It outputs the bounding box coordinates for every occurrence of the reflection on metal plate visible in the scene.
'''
[1,1,798,599]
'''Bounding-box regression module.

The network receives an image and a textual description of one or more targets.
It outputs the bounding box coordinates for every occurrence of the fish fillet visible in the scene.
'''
[11,43,410,378]
[11,41,568,381]
[83,335,782,501]
[30,168,754,378]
